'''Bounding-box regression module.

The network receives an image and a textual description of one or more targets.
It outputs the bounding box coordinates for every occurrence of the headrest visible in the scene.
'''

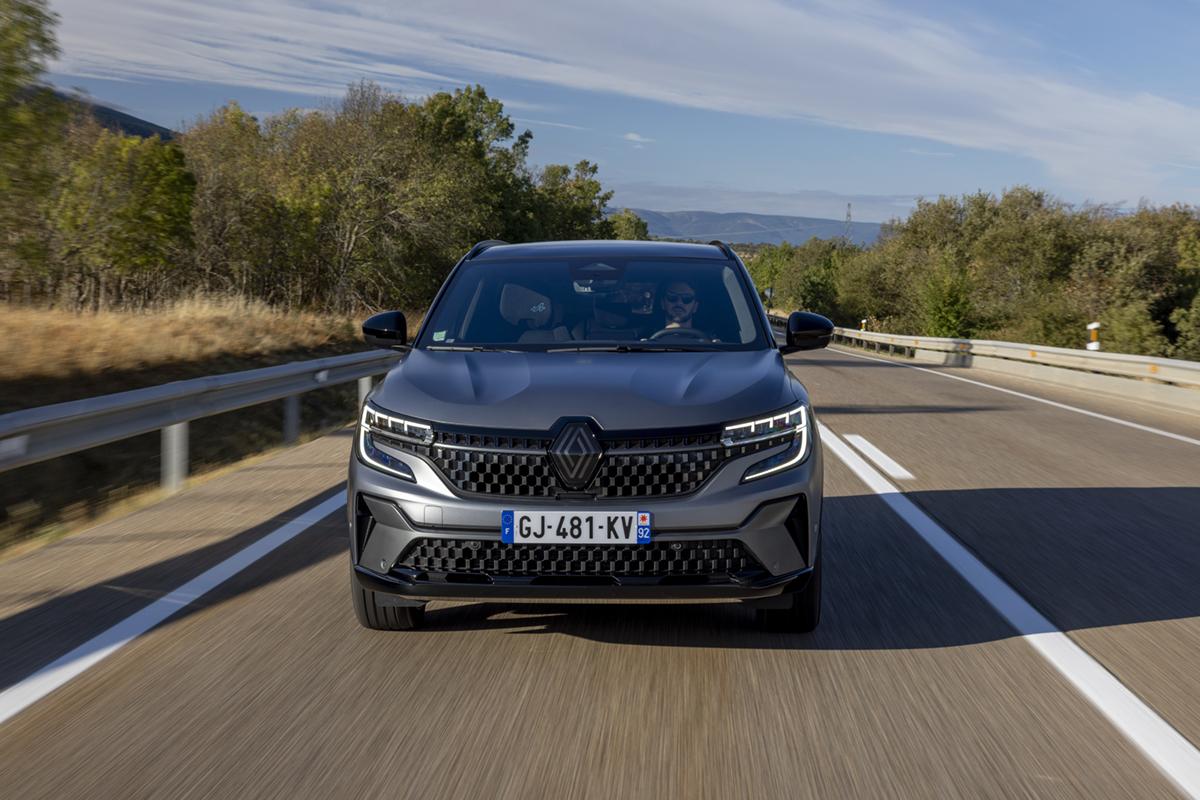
[500,283,552,327]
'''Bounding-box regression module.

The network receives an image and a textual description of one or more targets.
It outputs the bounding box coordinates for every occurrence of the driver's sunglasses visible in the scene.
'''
[665,292,695,304]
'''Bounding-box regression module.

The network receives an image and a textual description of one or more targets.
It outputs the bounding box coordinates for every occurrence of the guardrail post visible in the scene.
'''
[161,422,188,493]
[283,395,301,445]
[358,376,373,407]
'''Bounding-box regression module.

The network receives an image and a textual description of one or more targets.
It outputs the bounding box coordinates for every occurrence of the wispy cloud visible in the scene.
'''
[500,98,548,112]
[622,132,654,143]
[48,0,1200,200]
[514,117,588,130]
[905,148,955,158]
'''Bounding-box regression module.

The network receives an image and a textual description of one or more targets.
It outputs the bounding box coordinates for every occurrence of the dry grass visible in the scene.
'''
[0,296,363,381]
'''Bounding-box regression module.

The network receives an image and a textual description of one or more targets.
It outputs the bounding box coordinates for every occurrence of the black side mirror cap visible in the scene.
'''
[780,311,833,353]
[362,311,408,350]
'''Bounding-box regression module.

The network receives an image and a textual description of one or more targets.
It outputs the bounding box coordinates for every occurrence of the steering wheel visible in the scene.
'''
[649,327,707,340]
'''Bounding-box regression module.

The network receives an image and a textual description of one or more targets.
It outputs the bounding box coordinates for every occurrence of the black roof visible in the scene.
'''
[468,240,733,261]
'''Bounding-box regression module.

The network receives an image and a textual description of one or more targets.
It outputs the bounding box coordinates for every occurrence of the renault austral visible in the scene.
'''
[348,240,832,631]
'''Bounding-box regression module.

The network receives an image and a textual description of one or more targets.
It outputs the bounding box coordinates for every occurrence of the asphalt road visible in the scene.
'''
[2,347,1199,798]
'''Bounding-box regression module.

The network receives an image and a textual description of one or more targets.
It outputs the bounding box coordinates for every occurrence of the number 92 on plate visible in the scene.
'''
[501,510,651,545]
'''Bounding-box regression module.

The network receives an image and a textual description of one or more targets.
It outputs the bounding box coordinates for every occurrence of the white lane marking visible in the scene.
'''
[0,492,345,727]
[843,434,915,480]
[831,347,1200,448]
[820,422,1200,797]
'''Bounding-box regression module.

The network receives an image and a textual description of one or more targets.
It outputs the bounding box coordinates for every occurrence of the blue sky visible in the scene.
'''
[46,0,1200,222]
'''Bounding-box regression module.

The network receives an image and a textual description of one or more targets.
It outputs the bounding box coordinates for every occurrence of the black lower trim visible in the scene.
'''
[396,537,764,580]
[353,563,814,602]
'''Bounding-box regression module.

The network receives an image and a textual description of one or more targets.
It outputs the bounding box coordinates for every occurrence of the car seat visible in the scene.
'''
[500,283,572,343]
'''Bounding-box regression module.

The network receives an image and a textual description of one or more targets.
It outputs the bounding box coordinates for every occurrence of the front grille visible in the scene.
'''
[435,447,559,496]
[593,448,724,497]
[397,538,762,578]
[374,424,787,499]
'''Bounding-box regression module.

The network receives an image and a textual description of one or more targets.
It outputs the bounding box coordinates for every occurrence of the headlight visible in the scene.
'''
[358,403,432,481]
[722,403,809,481]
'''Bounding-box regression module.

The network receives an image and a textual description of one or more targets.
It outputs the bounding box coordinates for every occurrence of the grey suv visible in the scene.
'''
[348,240,832,631]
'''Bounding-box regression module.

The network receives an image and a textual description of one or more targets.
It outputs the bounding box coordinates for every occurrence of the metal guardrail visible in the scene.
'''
[0,349,402,490]
[766,313,1200,388]
[833,328,1200,388]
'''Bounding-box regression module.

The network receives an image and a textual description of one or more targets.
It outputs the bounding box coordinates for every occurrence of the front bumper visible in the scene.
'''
[353,561,815,602]
[348,427,823,603]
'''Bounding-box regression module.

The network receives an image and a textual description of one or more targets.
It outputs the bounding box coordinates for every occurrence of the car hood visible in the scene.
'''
[370,348,801,431]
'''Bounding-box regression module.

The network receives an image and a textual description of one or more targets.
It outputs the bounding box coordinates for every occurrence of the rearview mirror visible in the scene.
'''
[362,311,408,350]
[780,311,833,354]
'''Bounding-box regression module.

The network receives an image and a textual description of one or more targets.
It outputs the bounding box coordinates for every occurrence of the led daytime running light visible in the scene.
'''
[741,426,809,481]
[361,404,433,445]
[358,403,430,481]
[722,404,807,447]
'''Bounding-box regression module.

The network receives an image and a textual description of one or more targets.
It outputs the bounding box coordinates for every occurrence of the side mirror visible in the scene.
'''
[362,311,408,350]
[780,311,833,354]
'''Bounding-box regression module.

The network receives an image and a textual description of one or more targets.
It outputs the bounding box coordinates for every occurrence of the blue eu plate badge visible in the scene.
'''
[500,510,651,544]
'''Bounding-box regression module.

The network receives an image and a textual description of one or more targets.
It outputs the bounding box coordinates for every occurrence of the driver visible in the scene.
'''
[661,281,701,330]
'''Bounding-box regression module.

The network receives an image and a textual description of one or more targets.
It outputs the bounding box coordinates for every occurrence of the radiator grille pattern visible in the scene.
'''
[398,538,760,578]
[374,424,789,498]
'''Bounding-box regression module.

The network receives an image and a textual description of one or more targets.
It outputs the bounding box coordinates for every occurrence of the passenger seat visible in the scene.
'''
[499,283,573,343]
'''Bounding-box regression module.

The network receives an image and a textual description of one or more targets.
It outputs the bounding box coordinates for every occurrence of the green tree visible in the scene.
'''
[920,253,975,338]
[746,242,793,309]
[825,187,1200,355]
[1169,295,1200,360]
[0,0,66,298]
[770,237,853,317]
[1100,299,1169,356]
[410,84,535,243]
[180,102,287,301]
[50,126,195,308]
[610,208,649,240]
[530,160,614,241]
[179,83,619,312]
[0,0,58,153]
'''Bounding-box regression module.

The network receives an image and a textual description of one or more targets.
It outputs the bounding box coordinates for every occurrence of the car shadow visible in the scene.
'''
[2,485,1198,686]
[414,486,1200,651]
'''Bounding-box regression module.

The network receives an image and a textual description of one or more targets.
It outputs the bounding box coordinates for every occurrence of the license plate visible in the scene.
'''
[501,510,651,544]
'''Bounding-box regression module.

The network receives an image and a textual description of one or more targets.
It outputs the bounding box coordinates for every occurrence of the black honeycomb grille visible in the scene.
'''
[436,431,552,451]
[602,431,721,451]
[592,448,724,498]
[375,425,790,498]
[433,448,561,497]
[398,538,761,578]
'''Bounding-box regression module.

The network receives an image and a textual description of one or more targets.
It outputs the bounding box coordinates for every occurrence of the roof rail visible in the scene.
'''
[465,239,509,260]
[708,240,736,259]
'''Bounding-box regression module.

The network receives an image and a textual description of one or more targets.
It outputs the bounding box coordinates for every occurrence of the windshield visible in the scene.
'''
[417,257,768,351]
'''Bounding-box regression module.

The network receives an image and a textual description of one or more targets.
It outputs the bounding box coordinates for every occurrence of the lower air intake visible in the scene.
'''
[397,538,762,579]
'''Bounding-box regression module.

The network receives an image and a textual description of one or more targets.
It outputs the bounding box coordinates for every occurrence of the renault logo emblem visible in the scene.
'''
[549,422,603,490]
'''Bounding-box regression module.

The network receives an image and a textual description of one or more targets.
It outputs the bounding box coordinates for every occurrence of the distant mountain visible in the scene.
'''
[628,209,882,246]
[53,92,175,139]
[87,102,175,140]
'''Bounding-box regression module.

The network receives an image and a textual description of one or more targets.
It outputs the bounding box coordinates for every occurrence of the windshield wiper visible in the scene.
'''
[425,345,521,352]
[545,344,715,353]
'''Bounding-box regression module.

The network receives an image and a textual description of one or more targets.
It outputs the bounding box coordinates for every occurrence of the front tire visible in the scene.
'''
[351,567,425,630]
[757,553,821,633]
